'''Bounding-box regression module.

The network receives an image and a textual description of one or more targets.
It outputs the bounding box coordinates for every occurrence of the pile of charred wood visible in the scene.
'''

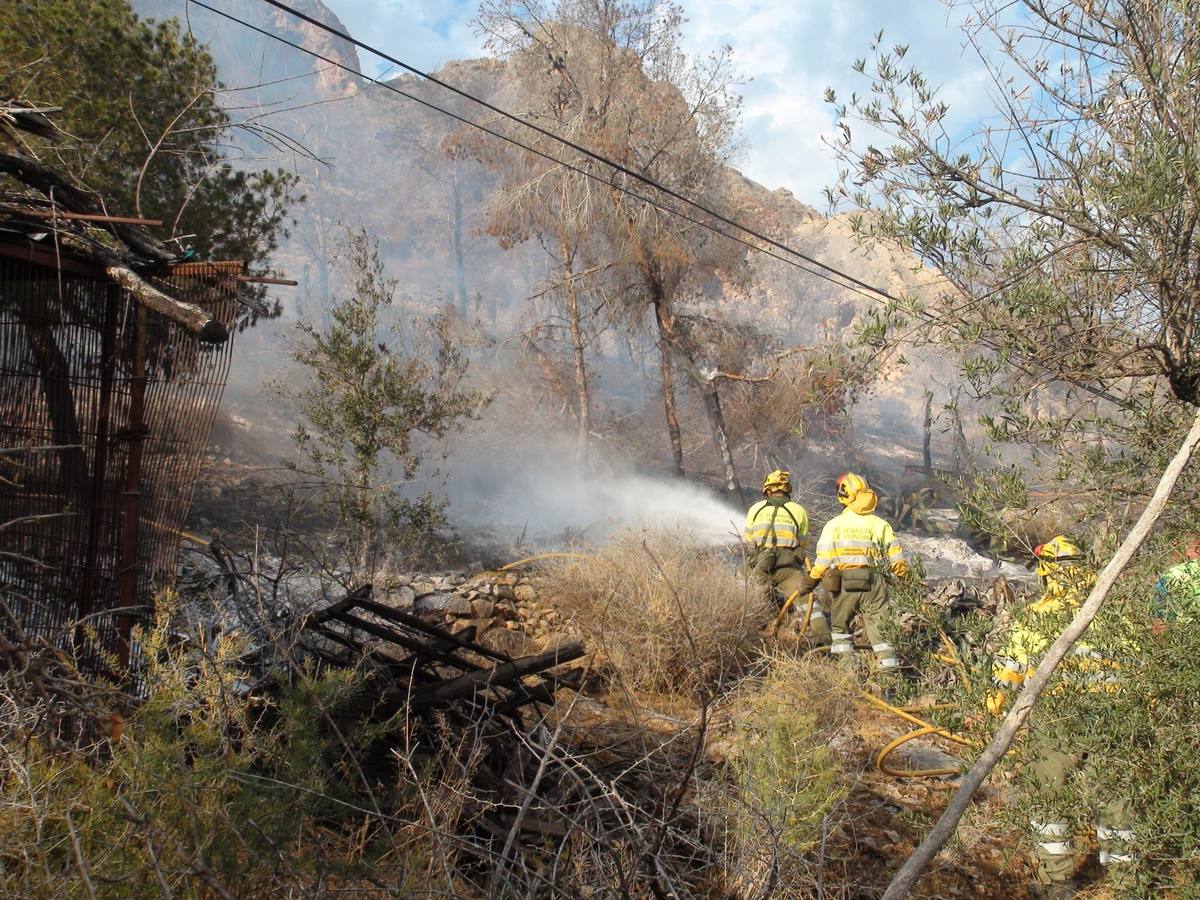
[244,586,717,897]
[259,583,587,719]
[1,579,719,895]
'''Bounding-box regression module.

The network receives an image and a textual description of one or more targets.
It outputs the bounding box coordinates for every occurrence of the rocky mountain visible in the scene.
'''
[133,0,362,100]
[138,0,956,473]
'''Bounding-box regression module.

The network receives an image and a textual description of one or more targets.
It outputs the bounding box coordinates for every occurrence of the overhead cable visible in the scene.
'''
[190,1,1133,406]
[194,0,905,305]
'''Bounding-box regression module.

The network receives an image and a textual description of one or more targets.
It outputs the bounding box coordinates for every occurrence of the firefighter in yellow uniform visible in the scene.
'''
[743,470,827,642]
[808,473,905,676]
[987,536,1135,898]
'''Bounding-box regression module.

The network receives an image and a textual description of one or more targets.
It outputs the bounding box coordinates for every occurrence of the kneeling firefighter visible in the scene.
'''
[987,536,1135,898]
[808,473,906,678]
[743,470,827,642]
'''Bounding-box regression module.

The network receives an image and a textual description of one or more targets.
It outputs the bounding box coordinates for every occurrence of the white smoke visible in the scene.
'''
[440,431,745,548]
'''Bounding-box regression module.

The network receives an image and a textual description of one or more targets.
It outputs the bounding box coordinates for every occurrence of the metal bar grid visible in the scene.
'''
[0,255,241,673]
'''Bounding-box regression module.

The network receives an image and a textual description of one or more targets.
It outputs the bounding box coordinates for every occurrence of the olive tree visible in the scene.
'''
[824,2,1200,892]
[290,229,485,575]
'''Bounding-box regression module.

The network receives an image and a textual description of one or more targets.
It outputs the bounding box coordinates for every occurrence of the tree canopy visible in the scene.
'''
[0,0,295,308]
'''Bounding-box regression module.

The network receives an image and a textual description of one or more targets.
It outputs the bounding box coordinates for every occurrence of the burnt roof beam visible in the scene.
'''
[0,151,173,266]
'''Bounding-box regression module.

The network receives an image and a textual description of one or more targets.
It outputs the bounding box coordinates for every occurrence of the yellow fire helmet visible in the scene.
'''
[1033,535,1083,577]
[836,472,869,505]
[762,469,792,495]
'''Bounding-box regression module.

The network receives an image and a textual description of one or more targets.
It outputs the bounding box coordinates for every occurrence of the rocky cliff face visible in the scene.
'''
[133,0,362,99]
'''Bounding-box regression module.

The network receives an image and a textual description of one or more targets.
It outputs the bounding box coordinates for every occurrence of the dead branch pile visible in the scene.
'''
[247,584,725,896]
[1,571,731,896]
[0,595,130,747]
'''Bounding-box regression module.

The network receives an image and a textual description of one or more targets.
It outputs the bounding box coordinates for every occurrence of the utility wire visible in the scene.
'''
[191,1,1129,406]
[258,0,906,302]
[190,0,904,305]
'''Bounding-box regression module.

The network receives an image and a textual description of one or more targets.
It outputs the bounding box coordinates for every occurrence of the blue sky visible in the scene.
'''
[323,0,989,207]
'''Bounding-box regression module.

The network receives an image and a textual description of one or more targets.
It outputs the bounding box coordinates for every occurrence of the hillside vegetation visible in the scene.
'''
[4,0,1200,897]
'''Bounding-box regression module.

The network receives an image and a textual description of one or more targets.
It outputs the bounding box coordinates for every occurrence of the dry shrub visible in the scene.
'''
[717,654,857,897]
[721,347,861,448]
[533,529,770,695]
[0,599,460,898]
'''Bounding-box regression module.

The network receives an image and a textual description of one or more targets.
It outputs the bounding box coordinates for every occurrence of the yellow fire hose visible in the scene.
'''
[496,552,589,571]
[859,679,978,780]
[769,588,812,637]
[766,587,975,779]
[874,724,962,778]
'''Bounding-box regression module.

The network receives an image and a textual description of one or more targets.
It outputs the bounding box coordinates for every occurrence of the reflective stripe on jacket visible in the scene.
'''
[809,508,905,579]
[989,568,1124,705]
[743,499,808,551]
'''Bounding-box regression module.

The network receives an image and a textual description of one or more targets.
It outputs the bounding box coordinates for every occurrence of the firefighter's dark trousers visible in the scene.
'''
[827,567,899,675]
[748,547,829,642]
[1023,724,1135,887]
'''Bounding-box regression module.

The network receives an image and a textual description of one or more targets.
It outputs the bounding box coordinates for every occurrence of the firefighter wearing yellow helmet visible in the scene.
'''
[808,473,905,676]
[986,536,1135,897]
[743,470,825,639]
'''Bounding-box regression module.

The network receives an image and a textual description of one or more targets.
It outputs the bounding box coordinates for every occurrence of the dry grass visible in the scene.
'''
[532,529,771,696]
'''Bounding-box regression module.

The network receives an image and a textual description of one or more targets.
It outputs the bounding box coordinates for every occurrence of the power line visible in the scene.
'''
[189,2,1127,406]
[253,0,907,305]
[187,0,893,305]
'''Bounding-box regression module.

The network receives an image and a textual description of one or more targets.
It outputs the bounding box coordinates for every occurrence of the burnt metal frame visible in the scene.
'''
[0,237,241,672]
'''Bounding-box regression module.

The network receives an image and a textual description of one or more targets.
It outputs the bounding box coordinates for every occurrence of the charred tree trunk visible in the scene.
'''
[561,243,590,460]
[452,172,469,320]
[652,292,685,477]
[950,388,974,475]
[649,292,742,497]
[700,379,742,501]
[664,329,743,500]
[922,387,933,472]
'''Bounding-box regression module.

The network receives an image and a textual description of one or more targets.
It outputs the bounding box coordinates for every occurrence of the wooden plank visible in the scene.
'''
[0,236,104,278]
[411,642,587,707]
[237,274,297,286]
[331,610,482,672]
[1,207,163,226]
[351,595,511,662]
[300,585,373,629]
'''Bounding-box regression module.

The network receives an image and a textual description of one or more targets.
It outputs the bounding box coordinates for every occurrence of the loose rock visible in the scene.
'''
[415,592,473,616]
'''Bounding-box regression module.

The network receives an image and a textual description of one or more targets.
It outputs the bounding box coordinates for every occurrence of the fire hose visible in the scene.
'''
[859,692,976,779]
[772,588,977,779]
[496,552,589,571]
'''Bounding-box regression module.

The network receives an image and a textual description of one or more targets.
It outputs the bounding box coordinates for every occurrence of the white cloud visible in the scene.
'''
[677,0,992,203]
[329,0,486,75]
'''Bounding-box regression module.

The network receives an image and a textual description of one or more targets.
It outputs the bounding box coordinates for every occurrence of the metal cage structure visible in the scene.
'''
[0,241,241,672]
